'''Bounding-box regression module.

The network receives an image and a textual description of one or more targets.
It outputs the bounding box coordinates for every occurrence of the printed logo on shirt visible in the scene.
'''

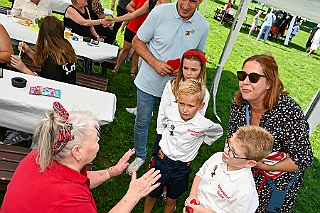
[188,129,200,136]
[185,29,195,36]
[62,62,76,75]
[217,184,230,199]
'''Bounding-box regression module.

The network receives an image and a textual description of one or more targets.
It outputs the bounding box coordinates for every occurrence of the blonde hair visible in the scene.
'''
[171,49,207,99]
[177,79,206,103]
[33,110,98,172]
[235,125,274,162]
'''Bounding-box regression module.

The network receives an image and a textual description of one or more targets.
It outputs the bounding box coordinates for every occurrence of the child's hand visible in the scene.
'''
[188,203,208,213]
[185,197,199,205]
[184,197,200,213]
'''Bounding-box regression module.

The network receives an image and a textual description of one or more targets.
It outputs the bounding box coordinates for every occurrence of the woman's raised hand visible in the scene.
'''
[112,148,135,176]
[128,168,161,199]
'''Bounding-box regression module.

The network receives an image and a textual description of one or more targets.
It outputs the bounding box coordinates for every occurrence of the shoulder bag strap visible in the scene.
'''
[267,171,299,191]
[285,171,299,191]
[245,103,250,125]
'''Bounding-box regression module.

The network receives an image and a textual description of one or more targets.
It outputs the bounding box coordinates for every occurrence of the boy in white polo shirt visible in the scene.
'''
[144,79,223,213]
[184,125,274,213]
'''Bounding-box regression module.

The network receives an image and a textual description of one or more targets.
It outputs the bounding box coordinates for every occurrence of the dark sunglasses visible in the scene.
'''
[237,71,266,83]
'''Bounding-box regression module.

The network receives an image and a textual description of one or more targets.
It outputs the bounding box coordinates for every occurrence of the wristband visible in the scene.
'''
[96,35,100,39]
[99,19,102,24]
[107,166,114,178]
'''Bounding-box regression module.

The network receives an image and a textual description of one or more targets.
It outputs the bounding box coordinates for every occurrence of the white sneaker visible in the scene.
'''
[126,157,145,175]
[126,107,153,116]
[126,107,137,116]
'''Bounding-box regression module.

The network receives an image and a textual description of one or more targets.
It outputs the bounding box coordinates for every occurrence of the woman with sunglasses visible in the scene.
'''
[228,54,313,212]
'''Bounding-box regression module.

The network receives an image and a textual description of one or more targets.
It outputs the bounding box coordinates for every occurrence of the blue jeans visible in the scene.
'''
[257,24,272,43]
[134,88,159,160]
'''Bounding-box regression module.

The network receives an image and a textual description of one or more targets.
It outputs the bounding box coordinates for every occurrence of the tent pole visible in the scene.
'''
[209,0,245,93]
[209,0,251,121]
[207,0,215,16]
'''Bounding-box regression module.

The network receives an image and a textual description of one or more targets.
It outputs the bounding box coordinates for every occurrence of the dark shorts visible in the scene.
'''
[148,153,192,199]
[124,27,136,43]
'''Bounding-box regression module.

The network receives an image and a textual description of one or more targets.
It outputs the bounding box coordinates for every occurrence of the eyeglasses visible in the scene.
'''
[237,71,266,83]
[225,139,250,160]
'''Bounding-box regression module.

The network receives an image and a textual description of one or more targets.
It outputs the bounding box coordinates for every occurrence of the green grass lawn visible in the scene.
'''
[1,0,319,212]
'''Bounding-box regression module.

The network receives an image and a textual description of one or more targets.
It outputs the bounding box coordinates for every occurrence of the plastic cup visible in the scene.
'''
[11,54,21,59]
[7,10,12,21]
[64,28,71,39]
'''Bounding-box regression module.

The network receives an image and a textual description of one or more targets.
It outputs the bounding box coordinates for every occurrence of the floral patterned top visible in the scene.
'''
[228,93,313,212]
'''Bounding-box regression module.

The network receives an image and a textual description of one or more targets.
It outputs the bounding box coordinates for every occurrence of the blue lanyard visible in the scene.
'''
[245,103,250,125]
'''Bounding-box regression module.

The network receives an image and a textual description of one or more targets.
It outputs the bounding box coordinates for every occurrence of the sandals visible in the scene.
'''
[112,67,119,73]
[130,72,136,78]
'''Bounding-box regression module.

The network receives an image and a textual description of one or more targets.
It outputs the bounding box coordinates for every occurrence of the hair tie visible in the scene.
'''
[52,101,74,154]
[183,51,208,63]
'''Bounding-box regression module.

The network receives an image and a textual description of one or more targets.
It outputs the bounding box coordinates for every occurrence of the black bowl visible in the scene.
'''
[11,77,27,88]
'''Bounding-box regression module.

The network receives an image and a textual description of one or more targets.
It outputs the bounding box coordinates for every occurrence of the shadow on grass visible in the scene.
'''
[286,41,306,52]
[293,156,320,212]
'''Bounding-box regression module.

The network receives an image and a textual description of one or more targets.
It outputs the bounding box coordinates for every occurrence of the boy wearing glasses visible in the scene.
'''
[184,125,274,213]
[144,79,223,213]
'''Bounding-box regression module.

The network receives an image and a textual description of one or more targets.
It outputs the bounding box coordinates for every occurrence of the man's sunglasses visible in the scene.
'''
[237,71,266,83]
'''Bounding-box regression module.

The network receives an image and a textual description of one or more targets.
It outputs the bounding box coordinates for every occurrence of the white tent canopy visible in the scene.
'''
[204,0,320,23]
[257,0,320,23]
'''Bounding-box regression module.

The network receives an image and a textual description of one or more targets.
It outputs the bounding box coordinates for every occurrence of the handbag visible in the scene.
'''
[267,172,299,212]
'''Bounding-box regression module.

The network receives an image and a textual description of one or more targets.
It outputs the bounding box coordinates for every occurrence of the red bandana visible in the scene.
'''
[52,101,74,154]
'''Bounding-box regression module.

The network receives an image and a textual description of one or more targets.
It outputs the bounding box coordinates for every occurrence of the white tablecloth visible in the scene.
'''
[0,13,118,63]
[50,0,114,16]
[0,69,117,134]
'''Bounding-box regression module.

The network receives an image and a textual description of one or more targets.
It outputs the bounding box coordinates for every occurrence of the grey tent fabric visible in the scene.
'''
[258,0,320,23]
[204,0,320,24]
[305,89,320,135]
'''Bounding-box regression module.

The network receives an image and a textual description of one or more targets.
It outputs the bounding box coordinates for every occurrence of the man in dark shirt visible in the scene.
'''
[270,9,287,38]
[276,12,292,40]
